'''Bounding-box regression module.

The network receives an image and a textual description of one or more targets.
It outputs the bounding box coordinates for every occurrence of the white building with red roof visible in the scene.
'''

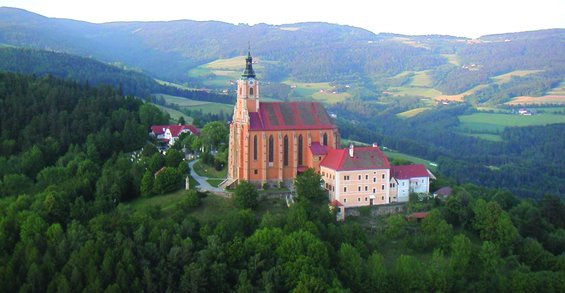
[320,144,434,208]
[150,124,200,146]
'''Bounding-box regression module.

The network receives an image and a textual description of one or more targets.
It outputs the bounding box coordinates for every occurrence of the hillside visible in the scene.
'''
[0,46,233,104]
[1,7,563,107]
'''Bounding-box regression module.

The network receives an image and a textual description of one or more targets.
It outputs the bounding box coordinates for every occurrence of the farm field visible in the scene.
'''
[388,86,442,98]
[441,54,461,66]
[547,80,565,95]
[458,112,565,133]
[506,95,565,105]
[461,133,503,142]
[492,70,543,84]
[283,80,351,103]
[155,93,233,115]
[397,107,431,118]
[410,70,434,87]
[151,103,193,123]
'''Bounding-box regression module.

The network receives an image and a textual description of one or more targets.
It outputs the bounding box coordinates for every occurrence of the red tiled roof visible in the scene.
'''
[310,142,327,155]
[150,126,167,135]
[331,199,344,207]
[321,146,391,171]
[150,125,200,137]
[249,102,336,131]
[392,164,430,179]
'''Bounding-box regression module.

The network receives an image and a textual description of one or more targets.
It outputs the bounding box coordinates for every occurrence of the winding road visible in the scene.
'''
[188,160,225,193]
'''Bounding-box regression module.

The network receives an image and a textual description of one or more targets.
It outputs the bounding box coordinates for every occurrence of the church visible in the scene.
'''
[223,51,340,188]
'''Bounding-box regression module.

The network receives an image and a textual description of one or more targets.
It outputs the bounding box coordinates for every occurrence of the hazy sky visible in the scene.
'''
[2,0,564,38]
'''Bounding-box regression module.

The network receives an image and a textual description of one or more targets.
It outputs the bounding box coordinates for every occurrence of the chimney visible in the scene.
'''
[349,143,354,157]
[372,142,378,148]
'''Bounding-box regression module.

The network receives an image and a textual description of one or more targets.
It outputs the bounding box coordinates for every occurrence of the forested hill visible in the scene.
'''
[3,7,560,87]
[0,46,233,103]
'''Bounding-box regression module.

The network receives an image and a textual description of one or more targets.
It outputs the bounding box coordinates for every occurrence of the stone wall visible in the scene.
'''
[344,202,406,218]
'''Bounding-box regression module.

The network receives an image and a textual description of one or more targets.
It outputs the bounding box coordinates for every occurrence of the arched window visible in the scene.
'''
[268,135,274,163]
[283,135,289,166]
[253,135,258,160]
[298,135,303,165]
[239,87,242,95]
[323,133,328,146]
[250,87,254,96]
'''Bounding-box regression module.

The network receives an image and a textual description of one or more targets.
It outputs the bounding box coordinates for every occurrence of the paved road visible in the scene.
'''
[189,160,225,193]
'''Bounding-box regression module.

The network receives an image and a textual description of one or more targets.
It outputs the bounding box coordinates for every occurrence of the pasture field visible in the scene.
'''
[458,112,565,133]
[155,94,233,115]
[460,133,503,142]
[388,86,442,98]
[382,150,437,172]
[492,70,543,84]
[441,54,461,66]
[151,103,192,123]
[396,107,431,118]
[410,71,434,87]
[506,95,565,105]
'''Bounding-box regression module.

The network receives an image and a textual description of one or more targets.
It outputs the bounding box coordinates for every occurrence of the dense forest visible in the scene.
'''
[1,72,565,292]
[333,103,565,199]
[0,47,234,104]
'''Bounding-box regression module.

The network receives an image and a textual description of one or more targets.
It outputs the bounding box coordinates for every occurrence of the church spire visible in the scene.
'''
[241,46,256,79]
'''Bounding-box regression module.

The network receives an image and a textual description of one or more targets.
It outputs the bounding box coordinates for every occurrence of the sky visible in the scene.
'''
[1,0,564,38]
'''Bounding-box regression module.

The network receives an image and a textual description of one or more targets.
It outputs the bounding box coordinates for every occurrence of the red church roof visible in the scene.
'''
[309,142,328,155]
[249,102,336,131]
[391,164,430,179]
[321,146,391,171]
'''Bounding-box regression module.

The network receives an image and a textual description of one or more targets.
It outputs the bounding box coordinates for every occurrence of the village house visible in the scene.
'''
[150,124,200,146]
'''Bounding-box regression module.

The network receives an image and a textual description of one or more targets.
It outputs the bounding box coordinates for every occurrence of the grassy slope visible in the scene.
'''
[155,93,233,115]
[396,107,431,118]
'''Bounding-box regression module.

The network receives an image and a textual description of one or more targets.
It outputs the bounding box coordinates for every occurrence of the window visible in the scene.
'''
[382,184,385,190]
[254,169,258,174]
[323,133,328,146]
[373,177,376,183]
[253,135,258,160]
[365,197,368,201]
[365,186,368,191]
[344,187,347,192]
[344,175,350,180]
[344,198,347,203]
[239,87,242,95]
[358,198,361,202]
[249,87,254,96]
[283,135,289,166]
[298,135,303,165]
[358,175,361,180]
[373,188,376,193]
[382,196,384,200]
[358,186,361,191]
[382,174,385,179]
[365,175,368,180]
[268,135,274,163]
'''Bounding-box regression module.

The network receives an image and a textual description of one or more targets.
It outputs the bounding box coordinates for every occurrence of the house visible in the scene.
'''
[391,164,435,202]
[319,143,434,208]
[150,124,200,146]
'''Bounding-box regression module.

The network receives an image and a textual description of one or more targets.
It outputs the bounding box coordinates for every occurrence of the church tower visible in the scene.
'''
[227,51,260,183]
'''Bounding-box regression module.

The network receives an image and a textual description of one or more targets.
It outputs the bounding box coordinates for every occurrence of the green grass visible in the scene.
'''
[155,93,233,115]
[151,103,193,123]
[193,161,227,179]
[396,107,431,118]
[127,189,189,211]
[383,150,437,172]
[461,133,503,142]
[458,112,565,130]
[388,86,443,98]
[492,70,543,84]
[410,71,434,87]
[441,54,461,66]
[207,179,224,187]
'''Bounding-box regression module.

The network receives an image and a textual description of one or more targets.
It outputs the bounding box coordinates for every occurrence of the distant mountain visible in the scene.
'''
[0,7,563,102]
[0,46,232,103]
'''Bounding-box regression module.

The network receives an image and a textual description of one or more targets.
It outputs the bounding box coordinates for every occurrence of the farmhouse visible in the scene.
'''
[224,51,434,207]
[150,124,200,146]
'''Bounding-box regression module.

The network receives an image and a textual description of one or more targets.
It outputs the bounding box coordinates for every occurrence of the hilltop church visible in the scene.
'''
[223,51,340,188]
[223,51,434,210]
